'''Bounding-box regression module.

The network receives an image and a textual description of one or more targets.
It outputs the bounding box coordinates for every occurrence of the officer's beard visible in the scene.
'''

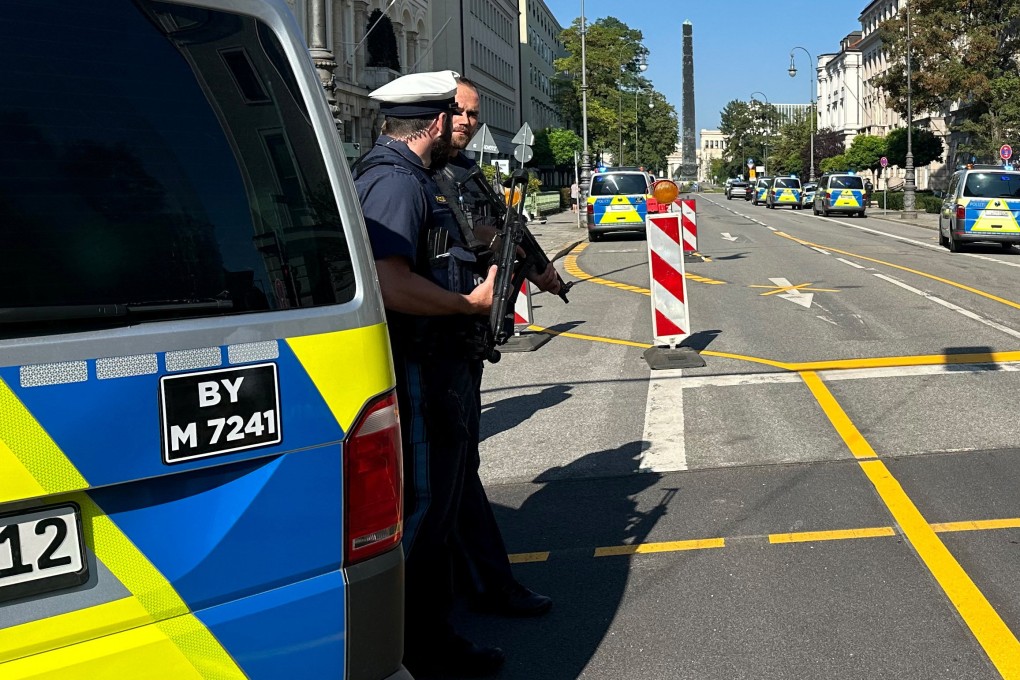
[430,114,454,171]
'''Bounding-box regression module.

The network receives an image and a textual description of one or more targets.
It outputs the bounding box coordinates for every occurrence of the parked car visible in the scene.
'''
[938,165,1020,252]
[813,173,867,217]
[726,180,749,200]
[586,169,653,241]
[766,176,804,210]
[752,177,773,206]
[802,182,817,207]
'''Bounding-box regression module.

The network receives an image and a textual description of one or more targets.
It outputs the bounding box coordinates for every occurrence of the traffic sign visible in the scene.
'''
[747,158,754,168]
[880,156,889,168]
[466,124,499,154]
[1001,144,1013,161]
[513,145,534,164]
[512,123,535,146]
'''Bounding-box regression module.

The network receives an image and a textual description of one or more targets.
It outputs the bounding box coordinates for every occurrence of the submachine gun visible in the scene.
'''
[457,167,576,363]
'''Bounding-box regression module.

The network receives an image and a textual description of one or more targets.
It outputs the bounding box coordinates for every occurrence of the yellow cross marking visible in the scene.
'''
[750,282,840,296]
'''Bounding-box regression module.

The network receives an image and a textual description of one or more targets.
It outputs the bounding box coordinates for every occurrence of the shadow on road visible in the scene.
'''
[448,442,665,679]
[480,384,573,442]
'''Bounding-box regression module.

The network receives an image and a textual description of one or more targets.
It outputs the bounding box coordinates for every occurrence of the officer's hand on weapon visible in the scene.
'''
[527,263,561,296]
[465,265,497,315]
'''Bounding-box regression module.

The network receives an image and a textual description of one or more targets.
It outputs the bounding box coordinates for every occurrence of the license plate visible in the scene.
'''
[610,204,632,212]
[0,504,87,603]
[160,363,282,464]
[984,210,1010,218]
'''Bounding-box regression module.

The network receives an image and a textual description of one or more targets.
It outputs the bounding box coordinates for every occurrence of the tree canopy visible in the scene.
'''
[555,17,677,174]
[884,127,944,169]
[845,135,887,174]
[873,0,1020,162]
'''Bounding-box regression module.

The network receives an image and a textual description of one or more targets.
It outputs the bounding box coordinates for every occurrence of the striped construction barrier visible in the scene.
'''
[513,280,532,333]
[646,213,691,347]
[680,198,697,252]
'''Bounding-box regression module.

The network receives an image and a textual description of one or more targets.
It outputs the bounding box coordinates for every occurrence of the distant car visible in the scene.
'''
[802,182,817,207]
[766,176,803,210]
[726,180,749,200]
[938,165,1020,252]
[744,184,753,200]
[813,173,867,217]
[752,177,773,206]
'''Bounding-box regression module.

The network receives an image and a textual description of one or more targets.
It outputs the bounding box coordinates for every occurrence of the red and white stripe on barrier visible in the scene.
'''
[513,280,532,332]
[646,213,691,347]
[680,198,697,252]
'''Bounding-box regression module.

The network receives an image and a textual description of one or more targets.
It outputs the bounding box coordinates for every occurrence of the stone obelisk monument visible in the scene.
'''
[680,21,697,181]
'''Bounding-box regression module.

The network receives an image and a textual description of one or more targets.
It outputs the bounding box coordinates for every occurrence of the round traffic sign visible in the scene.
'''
[1001,144,1013,161]
[880,156,888,168]
[513,145,533,164]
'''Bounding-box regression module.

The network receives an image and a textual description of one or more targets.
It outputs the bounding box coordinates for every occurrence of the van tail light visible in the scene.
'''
[956,204,966,221]
[586,202,594,215]
[345,391,403,565]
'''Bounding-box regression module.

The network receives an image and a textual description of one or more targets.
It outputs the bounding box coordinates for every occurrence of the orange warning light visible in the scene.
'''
[652,179,679,205]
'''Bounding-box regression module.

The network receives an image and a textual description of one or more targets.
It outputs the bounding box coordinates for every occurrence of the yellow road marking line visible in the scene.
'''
[525,326,1020,376]
[508,551,550,564]
[750,283,841,296]
[804,371,1020,677]
[563,252,725,289]
[507,516,1020,563]
[769,526,895,544]
[800,371,878,460]
[933,518,1020,533]
[594,538,725,557]
[776,232,1020,312]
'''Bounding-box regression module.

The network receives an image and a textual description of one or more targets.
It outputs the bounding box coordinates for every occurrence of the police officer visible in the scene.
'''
[440,76,555,618]
[353,70,503,677]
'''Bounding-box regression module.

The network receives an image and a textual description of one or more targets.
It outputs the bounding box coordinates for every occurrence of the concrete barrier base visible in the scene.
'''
[643,346,706,370]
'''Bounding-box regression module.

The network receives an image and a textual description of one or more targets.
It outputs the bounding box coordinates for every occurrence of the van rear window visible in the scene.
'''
[830,176,864,190]
[963,173,1020,199]
[774,179,799,188]
[591,174,649,196]
[0,0,356,337]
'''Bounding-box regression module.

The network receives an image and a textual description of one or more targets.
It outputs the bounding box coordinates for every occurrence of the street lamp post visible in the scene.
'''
[579,0,591,211]
[902,0,917,219]
[788,46,815,181]
[751,91,770,176]
[635,89,653,166]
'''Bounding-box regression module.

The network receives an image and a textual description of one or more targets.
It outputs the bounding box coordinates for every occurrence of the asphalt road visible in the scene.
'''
[447,197,1020,680]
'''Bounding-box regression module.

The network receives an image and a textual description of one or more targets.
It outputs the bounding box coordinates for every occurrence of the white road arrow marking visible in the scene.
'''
[720,232,739,241]
[770,277,814,309]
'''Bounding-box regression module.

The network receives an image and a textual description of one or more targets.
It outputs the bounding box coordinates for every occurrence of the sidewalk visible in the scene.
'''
[865,208,939,231]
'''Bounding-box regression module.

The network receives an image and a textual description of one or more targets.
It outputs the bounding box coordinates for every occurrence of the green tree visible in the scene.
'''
[873,0,1020,162]
[546,128,583,166]
[810,127,846,173]
[884,127,944,169]
[820,154,850,174]
[845,134,887,174]
[718,99,779,179]
[555,17,677,172]
[709,158,727,184]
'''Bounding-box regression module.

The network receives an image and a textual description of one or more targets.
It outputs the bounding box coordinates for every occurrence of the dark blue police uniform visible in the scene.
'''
[355,135,488,656]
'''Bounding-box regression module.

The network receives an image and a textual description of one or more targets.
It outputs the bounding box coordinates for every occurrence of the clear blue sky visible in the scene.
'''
[541,0,867,137]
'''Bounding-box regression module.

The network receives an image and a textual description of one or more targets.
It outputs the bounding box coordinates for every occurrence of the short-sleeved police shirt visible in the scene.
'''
[355,136,430,263]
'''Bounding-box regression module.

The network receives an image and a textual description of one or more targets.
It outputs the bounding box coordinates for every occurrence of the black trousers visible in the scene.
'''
[453,365,515,597]
[395,350,488,650]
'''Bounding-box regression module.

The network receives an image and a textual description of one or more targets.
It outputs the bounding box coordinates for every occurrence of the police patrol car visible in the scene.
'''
[766,176,804,210]
[1,1,409,678]
[813,172,867,217]
[586,168,653,241]
[938,165,1020,252]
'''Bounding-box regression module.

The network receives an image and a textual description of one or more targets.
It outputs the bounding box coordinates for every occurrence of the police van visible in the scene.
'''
[586,169,652,241]
[813,173,867,217]
[938,165,1020,252]
[1,1,408,678]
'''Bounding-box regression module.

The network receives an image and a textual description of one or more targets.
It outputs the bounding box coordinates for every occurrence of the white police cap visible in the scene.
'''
[369,70,460,118]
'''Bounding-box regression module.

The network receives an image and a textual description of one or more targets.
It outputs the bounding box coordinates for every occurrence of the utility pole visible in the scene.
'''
[579,0,591,211]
